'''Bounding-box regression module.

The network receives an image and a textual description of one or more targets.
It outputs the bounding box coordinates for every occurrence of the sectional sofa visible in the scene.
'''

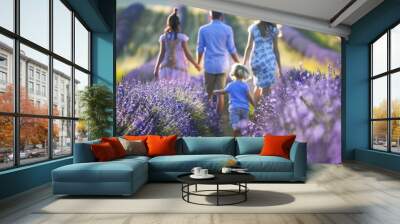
[52,137,307,196]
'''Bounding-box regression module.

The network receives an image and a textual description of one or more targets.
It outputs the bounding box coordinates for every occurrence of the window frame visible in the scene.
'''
[0,0,92,171]
[370,21,400,154]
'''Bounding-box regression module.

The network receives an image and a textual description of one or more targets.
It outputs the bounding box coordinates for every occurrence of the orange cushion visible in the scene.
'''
[101,137,126,158]
[146,135,177,157]
[91,142,118,162]
[260,135,296,159]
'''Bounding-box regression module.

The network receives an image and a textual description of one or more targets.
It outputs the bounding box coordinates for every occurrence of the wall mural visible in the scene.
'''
[116,0,342,163]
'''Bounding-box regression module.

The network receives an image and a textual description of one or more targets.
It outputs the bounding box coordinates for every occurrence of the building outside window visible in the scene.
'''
[28,66,34,80]
[41,85,46,97]
[0,0,91,170]
[28,81,34,94]
[0,54,7,89]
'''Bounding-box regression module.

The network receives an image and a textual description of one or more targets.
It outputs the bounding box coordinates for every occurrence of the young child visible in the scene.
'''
[214,63,255,136]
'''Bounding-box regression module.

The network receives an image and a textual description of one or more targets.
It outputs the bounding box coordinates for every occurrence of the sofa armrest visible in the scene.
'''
[73,140,100,163]
[289,142,307,181]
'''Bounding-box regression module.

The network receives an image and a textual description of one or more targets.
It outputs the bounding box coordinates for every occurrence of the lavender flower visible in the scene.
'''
[117,77,221,136]
[244,69,341,164]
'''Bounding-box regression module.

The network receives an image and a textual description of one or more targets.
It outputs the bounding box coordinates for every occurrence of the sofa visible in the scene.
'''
[52,137,307,196]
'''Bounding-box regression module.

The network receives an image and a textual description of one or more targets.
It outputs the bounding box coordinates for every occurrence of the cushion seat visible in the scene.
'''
[236,155,293,172]
[52,158,148,195]
[53,159,147,183]
[149,154,235,172]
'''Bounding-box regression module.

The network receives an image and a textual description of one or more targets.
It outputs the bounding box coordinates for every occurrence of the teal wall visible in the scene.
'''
[344,0,400,171]
[0,158,72,199]
[91,0,115,134]
[0,0,115,200]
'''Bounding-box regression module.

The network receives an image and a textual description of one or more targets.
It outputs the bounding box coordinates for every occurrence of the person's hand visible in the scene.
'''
[194,63,202,72]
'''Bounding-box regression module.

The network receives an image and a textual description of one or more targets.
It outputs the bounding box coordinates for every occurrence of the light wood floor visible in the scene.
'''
[1,162,400,224]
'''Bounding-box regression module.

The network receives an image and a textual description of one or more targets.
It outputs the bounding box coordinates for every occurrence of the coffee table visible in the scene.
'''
[177,173,255,206]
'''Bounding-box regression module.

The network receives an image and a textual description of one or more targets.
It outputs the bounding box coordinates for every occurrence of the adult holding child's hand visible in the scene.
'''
[197,11,240,114]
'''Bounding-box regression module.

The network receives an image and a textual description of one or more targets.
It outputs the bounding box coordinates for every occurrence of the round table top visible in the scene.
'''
[177,172,255,185]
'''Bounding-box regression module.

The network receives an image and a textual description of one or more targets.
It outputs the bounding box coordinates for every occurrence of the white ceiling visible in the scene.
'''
[225,0,353,22]
[170,0,384,37]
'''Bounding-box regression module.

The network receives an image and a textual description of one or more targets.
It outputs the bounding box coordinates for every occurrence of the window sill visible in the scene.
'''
[355,148,400,172]
[0,156,72,176]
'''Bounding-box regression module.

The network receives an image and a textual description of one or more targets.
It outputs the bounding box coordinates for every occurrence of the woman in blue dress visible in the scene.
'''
[243,21,282,103]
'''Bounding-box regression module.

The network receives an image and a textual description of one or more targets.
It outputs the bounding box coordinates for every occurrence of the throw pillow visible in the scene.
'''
[124,135,149,149]
[101,137,127,158]
[118,137,147,156]
[146,135,177,157]
[124,135,148,142]
[260,134,296,159]
[91,142,117,161]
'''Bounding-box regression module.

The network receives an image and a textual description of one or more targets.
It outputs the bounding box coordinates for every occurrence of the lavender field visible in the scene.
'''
[116,1,342,163]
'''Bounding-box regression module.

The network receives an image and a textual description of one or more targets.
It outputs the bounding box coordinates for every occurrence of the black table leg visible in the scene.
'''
[187,184,190,202]
[216,184,219,206]
[245,183,247,201]
[195,184,197,192]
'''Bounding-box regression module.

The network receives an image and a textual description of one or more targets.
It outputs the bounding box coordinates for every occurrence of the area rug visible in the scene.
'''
[37,183,361,214]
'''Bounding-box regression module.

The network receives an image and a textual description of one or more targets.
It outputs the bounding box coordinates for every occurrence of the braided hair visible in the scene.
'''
[164,8,180,40]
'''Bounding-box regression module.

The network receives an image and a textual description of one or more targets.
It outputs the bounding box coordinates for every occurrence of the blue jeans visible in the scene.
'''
[229,108,249,130]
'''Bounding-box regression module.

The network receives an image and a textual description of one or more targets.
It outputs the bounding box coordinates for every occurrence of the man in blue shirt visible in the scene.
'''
[197,11,240,114]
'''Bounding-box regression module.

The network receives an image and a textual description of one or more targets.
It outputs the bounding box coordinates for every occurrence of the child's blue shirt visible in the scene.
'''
[224,80,250,111]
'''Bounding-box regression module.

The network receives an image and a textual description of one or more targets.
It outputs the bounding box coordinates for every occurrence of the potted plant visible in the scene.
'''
[79,84,114,140]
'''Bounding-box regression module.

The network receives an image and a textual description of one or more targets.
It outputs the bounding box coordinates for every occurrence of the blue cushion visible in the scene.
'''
[117,155,150,163]
[149,154,235,172]
[236,137,263,155]
[53,159,147,183]
[73,140,100,163]
[236,155,293,172]
[181,137,235,155]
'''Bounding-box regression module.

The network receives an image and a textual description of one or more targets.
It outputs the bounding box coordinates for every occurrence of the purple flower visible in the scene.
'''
[245,69,341,164]
[117,77,221,136]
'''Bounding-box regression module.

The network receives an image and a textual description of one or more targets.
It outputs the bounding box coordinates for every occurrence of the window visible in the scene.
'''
[0,116,13,170]
[0,55,7,67]
[74,17,90,70]
[20,0,49,49]
[53,0,72,60]
[35,70,41,81]
[74,69,89,118]
[0,0,91,170]
[0,71,7,85]
[53,119,72,158]
[53,59,72,117]
[28,81,34,94]
[0,34,13,112]
[0,54,8,90]
[0,0,14,32]
[28,67,34,80]
[370,23,400,153]
[42,85,46,97]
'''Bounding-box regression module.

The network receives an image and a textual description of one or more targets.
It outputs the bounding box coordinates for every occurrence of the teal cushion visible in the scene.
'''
[53,159,147,183]
[73,139,101,163]
[149,154,235,172]
[117,155,150,163]
[236,137,264,155]
[236,155,293,172]
[181,137,235,155]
